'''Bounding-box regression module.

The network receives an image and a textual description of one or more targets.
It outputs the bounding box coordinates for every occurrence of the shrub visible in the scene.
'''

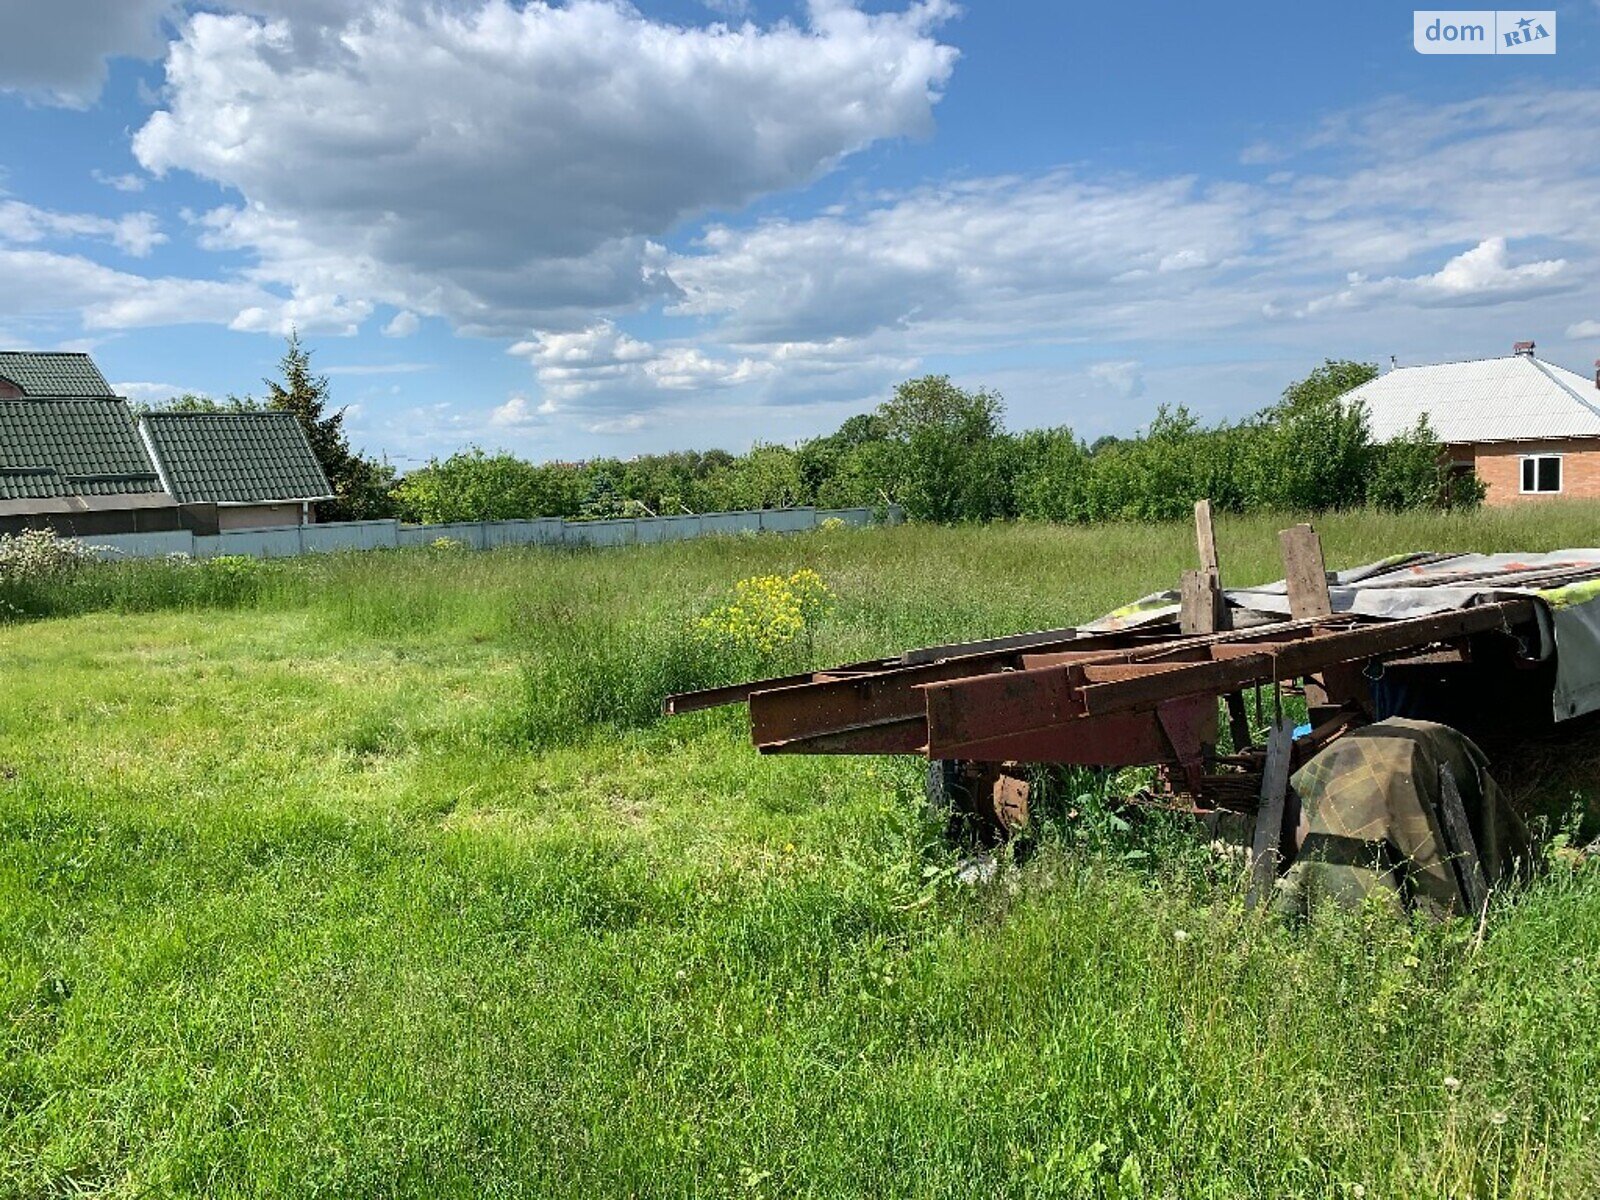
[694,569,835,655]
[0,528,98,582]
[1366,415,1484,512]
[0,529,102,618]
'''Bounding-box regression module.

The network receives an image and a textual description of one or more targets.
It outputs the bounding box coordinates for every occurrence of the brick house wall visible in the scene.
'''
[1452,439,1600,505]
[216,502,312,531]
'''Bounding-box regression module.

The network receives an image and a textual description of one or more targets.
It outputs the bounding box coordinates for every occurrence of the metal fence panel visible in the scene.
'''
[80,530,196,560]
[69,506,886,561]
[527,518,565,545]
[396,522,487,549]
[302,520,398,553]
[567,519,638,546]
[654,515,703,541]
[700,512,757,535]
[759,507,817,533]
[483,520,530,548]
[817,507,875,527]
[199,527,302,558]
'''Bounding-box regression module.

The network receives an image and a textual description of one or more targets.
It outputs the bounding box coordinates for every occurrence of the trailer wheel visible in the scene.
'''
[926,759,1031,846]
[925,758,966,819]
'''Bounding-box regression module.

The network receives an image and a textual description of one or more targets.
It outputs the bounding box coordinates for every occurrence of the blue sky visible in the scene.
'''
[1,1,1596,467]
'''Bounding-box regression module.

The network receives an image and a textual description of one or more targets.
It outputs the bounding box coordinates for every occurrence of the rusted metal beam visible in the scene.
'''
[925,702,1211,765]
[918,600,1534,757]
[664,659,896,714]
[671,626,1151,721]
[897,625,1108,666]
[759,716,927,756]
[745,622,1299,751]
[918,619,1330,749]
[1077,600,1534,716]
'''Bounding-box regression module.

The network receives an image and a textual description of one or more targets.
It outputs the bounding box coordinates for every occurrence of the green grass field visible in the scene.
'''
[4,509,1600,1198]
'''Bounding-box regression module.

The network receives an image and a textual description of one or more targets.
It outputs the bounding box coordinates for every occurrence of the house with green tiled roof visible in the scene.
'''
[0,397,182,534]
[0,350,336,536]
[0,351,116,399]
[138,411,333,530]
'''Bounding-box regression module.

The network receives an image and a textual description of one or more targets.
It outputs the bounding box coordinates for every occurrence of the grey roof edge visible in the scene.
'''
[0,492,179,516]
[1381,352,1589,374]
[135,418,176,498]
[1527,356,1600,425]
[216,495,335,506]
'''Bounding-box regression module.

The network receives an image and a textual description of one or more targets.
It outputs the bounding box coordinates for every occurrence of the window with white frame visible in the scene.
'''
[1520,454,1562,494]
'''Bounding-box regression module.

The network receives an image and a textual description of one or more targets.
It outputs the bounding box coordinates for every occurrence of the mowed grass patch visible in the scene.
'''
[4,511,1600,1196]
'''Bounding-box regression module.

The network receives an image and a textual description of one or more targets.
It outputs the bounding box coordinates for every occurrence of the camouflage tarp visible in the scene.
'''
[1272,718,1531,919]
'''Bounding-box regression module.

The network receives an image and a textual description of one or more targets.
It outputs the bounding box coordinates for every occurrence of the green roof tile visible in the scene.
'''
[0,400,164,500]
[139,412,333,504]
[0,352,115,398]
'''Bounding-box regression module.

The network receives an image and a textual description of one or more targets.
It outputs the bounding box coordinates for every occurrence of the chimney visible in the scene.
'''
[1594,360,1599,390]
[1513,340,1536,357]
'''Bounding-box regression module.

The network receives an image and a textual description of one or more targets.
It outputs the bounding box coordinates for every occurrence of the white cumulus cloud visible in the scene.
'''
[0,201,166,257]
[383,310,421,338]
[133,0,958,332]
[1298,237,1571,317]
[1088,360,1146,399]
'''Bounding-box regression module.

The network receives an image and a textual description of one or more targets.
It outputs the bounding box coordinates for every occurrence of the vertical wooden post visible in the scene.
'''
[1179,569,1213,634]
[1188,500,1251,748]
[1246,717,1295,909]
[1277,523,1365,718]
[1278,523,1332,621]
[1195,499,1220,580]
[1193,501,1225,632]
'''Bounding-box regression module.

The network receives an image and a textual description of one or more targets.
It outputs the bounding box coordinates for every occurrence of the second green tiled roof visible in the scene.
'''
[139,412,334,504]
[0,400,164,499]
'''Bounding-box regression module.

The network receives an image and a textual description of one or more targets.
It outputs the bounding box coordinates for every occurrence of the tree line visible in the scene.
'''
[162,340,1482,525]
[388,360,1480,524]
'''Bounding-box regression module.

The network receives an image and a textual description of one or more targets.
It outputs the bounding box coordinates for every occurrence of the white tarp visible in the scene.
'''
[1084,550,1600,722]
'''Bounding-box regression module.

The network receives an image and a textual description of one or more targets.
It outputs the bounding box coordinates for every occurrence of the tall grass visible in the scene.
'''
[4,512,1600,1195]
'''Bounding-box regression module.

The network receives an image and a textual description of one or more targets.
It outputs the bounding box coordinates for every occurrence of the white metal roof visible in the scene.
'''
[1347,354,1600,444]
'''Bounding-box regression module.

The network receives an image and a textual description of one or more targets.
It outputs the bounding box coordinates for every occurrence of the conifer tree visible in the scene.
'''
[264,331,394,520]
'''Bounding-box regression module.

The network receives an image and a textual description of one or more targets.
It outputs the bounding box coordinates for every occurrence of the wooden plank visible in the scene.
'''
[1436,763,1490,915]
[1179,569,1213,635]
[1246,718,1295,909]
[1192,502,1253,744]
[1279,524,1333,621]
[1185,501,1229,634]
[1195,499,1221,579]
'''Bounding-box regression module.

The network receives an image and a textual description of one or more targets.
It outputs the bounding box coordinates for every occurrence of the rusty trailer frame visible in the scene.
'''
[665,515,1550,833]
[667,597,1539,808]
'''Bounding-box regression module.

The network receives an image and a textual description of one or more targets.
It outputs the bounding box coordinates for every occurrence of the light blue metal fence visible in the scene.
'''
[76,506,898,561]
